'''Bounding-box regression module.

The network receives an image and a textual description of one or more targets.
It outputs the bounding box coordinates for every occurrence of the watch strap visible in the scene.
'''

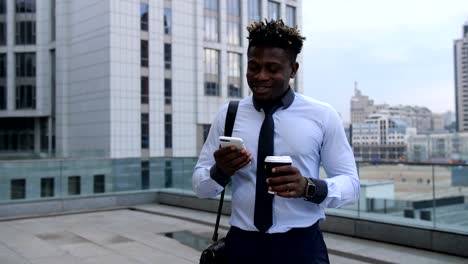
[305,178,328,204]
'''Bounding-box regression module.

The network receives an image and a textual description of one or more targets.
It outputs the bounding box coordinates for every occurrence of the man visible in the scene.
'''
[193,19,360,263]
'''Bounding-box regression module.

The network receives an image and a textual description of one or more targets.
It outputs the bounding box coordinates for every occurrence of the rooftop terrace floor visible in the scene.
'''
[0,204,466,264]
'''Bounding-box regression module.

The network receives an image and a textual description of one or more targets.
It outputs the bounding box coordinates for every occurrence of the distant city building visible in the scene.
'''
[407,132,468,162]
[350,82,379,123]
[454,20,468,132]
[350,86,447,134]
[0,0,303,159]
[351,114,414,161]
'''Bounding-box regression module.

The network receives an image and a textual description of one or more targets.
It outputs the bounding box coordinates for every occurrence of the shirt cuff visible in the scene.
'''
[209,165,230,187]
[309,178,328,204]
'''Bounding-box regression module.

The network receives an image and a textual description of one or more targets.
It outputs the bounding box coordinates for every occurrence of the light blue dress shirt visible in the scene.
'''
[193,91,360,233]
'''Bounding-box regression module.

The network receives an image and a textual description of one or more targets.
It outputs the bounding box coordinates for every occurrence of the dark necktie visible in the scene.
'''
[254,105,279,233]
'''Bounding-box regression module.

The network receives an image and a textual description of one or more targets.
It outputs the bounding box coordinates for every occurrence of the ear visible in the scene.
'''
[290,62,299,78]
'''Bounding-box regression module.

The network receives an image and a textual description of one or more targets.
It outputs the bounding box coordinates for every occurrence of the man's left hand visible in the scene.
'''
[266,165,307,198]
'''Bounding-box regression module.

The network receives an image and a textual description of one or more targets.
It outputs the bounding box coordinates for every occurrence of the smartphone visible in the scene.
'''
[219,136,245,149]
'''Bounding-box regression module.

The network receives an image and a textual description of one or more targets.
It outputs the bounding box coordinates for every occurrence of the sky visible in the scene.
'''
[301,0,468,122]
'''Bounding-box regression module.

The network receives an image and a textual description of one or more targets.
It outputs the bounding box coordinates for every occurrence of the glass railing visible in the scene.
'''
[0,158,467,235]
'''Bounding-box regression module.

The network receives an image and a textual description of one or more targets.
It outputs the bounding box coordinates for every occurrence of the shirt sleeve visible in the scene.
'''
[320,107,360,208]
[192,103,228,199]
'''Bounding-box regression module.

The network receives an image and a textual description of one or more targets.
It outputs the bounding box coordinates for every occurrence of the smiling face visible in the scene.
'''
[246,46,299,102]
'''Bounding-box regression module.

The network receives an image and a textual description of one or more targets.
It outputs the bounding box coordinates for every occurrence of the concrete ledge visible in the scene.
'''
[0,192,159,220]
[156,190,468,258]
[157,191,232,215]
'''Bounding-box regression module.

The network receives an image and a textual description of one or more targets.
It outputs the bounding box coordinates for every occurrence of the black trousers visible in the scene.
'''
[225,222,330,264]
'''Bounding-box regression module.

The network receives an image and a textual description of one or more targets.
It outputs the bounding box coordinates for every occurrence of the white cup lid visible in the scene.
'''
[265,156,292,163]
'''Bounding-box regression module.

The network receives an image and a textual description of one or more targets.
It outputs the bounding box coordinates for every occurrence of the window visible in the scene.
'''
[204,16,219,42]
[141,161,149,190]
[228,52,242,97]
[164,43,171,70]
[141,40,148,67]
[141,113,149,149]
[268,1,280,20]
[15,0,35,13]
[16,85,35,109]
[0,0,5,14]
[40,119,48,151]
[16,53,35,77]
[165,114,172,149]
[204,0,218,11]
[93,174,105,194]
[286,5,296,27]
[164,8,171,35]
[0,85,5,110]
[0,22,5,45]
[50,0,55,41]
[141,76,149,104]
[204,0,219,42]
[227,21,240,45]
[16,21,36,45]
[68,176,81,195]
[41,178,54,197]
[11,179,26,199]
[164,78,172,105]
[227,0,240,16]
[0,53,5,110]
[140,3,149,31]
[248,0,260,22]
[204,49,219,96]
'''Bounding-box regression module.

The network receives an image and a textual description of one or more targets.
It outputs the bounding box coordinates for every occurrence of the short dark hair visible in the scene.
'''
[247,19,305,64]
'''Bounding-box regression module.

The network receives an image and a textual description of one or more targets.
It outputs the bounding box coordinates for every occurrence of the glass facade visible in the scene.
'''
[141,76,149,104]
[164,78,172,105]
[141,40,148,67]
[140,3,148,31]
[15,0,35,13]
[165,114,172,149]
[286,5,296,27]
[204,0,219,42]
[15,52,36,109]
[268,1,279,20]
[248,0,260,22]
[0,53,5,109]
[228,52,242,98]
[68,176,81,195]
[141,113,149,149]
[204,49,219,96]
[40,177,54,197]
[164,43,171,70]
[15,20,35,44]
[0,0,5,45]
[164,8,171,35]
[93,174,105,193]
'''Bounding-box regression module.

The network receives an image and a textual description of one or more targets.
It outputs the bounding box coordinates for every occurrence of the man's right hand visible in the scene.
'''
[213,146,253,176]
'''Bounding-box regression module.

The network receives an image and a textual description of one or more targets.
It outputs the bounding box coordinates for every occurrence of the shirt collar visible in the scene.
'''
[253,87,295,112]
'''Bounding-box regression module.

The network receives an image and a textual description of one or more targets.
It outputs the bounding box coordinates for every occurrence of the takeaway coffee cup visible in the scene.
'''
[265,156,292,194]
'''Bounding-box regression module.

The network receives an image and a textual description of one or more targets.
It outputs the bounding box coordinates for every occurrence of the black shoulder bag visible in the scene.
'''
[199,100,239,264]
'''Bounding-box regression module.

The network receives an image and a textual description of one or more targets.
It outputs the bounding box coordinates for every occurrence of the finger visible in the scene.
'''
[269,183,299,198]
[267,175,298,186]
[229,153,252,169]
[271,165,298,175]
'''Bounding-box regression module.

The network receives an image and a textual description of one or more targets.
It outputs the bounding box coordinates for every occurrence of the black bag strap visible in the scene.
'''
[212,100,239,242]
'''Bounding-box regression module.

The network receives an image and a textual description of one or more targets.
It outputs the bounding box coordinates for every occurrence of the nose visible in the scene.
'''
[255,68,270,81]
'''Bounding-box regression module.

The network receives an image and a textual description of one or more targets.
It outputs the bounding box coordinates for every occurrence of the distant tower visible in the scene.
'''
[350,81,374,123]
[454,20,468,132]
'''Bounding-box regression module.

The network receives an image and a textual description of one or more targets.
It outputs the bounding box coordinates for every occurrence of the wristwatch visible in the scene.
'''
[303,177,316,201]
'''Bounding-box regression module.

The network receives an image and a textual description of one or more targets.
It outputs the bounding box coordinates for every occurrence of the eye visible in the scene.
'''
[268,65,282,72]
[248,64,259,72]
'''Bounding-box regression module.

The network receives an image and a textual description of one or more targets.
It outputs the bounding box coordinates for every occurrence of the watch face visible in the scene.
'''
[307,182,316,197]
